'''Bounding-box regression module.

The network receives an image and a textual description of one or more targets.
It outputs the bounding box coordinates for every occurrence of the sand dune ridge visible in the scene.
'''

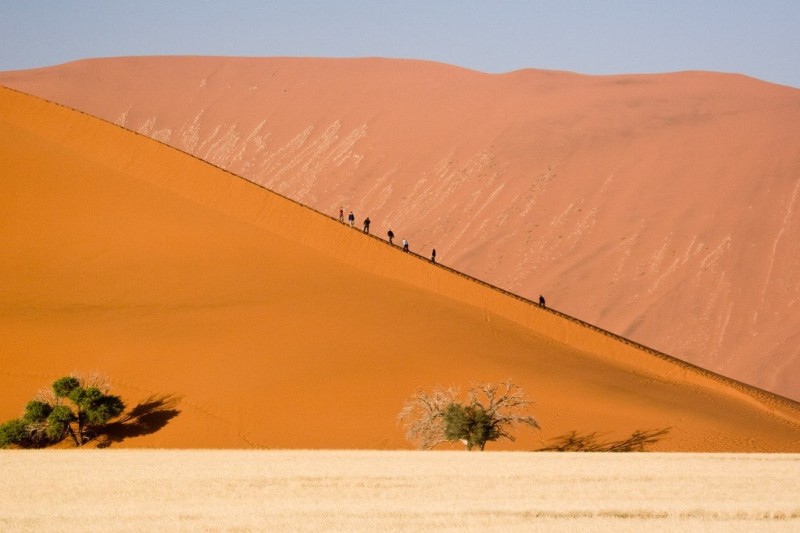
[2,85,799,450]
[2,57,798,400]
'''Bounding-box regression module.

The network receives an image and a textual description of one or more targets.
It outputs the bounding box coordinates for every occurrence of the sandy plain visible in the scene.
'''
[2,57,799,401]
[1,450,799,532]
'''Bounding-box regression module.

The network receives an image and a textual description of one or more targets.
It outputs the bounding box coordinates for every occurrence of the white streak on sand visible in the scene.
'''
[197,124,221,155]
[203,125,240,167]
[699,236,731,272]
[610,228,641,286]
[232,120,267,164]
[138,116,172,143]
[759,179,800,313]
[260,126,313,187]
[517,168,555,219]
[114,109,129,128]
[330,124,367,167]
[180,109,205,154]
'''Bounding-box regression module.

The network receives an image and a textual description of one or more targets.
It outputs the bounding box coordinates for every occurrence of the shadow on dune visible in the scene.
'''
[96,394,181,447]
[538,428,670,452]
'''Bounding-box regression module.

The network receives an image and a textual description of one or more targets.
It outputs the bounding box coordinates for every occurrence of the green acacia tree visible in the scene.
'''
[399,380,539,451]
[443,403,501,451]
[0,419,29,448]
[0,375,125,448]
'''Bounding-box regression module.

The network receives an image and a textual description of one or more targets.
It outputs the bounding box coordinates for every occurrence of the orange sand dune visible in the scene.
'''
[2,57,798,401]
[1,87,799,451]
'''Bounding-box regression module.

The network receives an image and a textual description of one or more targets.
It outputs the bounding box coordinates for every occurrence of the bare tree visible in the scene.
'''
[399,380,539,450]
[464,381,539,450]
[397,386,457,450]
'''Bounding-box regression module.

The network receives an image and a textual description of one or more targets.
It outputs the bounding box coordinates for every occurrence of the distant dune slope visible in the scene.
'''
[2,86,800,451]
[2,57,798,401]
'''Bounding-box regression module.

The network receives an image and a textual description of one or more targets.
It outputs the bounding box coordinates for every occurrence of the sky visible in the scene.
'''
[1,1,799,89]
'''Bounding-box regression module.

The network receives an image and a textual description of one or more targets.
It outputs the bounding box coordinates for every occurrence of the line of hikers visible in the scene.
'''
[339,207,436,262]
[337,206,545,308]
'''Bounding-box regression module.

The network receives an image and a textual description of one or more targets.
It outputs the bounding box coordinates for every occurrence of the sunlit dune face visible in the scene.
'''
[1,85,799,451]
[2,57,799,402]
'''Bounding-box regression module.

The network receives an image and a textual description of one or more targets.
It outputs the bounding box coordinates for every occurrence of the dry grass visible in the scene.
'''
[1,451,799,531]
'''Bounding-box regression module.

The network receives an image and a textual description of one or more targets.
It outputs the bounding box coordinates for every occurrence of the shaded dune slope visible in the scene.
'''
[2,87,799,451]
[2,57,799,401]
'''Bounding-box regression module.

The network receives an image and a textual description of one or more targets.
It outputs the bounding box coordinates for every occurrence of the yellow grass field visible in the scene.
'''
[1,451,798,531]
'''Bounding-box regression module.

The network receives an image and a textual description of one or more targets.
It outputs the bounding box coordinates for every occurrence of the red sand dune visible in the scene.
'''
[1,86,800,451]
[2,57,798,402]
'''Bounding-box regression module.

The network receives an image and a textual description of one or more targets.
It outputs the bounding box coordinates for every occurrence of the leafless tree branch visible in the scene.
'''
[397,386,458,450]
[399,380,538,450]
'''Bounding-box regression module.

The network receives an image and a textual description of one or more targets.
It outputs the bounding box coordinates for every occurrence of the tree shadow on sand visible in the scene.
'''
[95,394,181,448]
[537,428,670,452]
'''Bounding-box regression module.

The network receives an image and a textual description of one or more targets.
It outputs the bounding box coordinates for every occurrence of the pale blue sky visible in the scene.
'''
[1,1,798,88]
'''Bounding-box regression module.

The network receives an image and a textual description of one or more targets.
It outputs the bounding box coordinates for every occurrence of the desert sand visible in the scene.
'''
[1,86,800,450]
[2,57,798,402]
